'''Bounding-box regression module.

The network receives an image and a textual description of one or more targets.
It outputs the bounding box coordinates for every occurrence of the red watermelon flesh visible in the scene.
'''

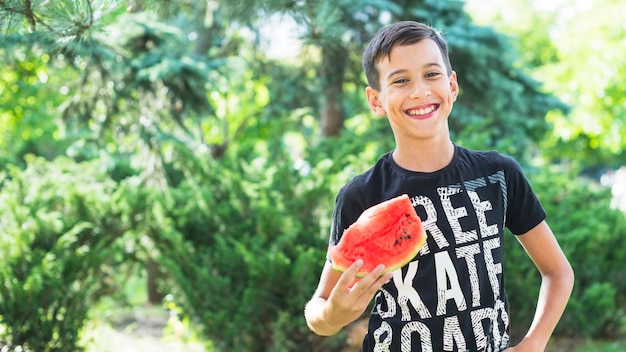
[329,194,427,277]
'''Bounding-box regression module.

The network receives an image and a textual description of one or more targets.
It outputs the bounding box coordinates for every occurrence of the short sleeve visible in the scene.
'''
[329,181,366,246]
[502,156,546,235]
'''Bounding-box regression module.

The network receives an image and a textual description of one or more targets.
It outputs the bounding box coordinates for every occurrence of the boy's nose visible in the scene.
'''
[410,82,431,99]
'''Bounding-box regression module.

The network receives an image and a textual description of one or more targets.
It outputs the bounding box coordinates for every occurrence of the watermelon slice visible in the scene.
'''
[329,194,427,277]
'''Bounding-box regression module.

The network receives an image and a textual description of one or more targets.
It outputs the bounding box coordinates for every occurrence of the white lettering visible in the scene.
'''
[456,243,482,307]
[393,261,431,320]
[442,316,467,351]
[435,251,467,315]
[412,195,448,253]
[494,298,511,349]
[376,287,396,319]
[373,321,393,352]
[484,238,503,299]
[468,190,499,238]
[439,186,477,245]
[470,307,495,351]
[401,321,432,352]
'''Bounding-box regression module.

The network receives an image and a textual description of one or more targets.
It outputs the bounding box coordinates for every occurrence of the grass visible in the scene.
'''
[548,337,626,352]
[80,300,208,352]
[78,267,210,352]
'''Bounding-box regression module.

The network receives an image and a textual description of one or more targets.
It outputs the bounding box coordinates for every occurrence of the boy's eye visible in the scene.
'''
[393,78,409,84]
[426,72,442,78]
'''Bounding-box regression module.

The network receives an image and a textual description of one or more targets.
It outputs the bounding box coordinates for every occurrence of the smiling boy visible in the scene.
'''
[304,21,574,351]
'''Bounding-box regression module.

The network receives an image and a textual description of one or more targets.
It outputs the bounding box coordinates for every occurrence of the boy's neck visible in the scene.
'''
[392,138,455,173]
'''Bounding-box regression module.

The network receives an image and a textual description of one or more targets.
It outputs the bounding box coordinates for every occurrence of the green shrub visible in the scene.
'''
[0,156,128,351]
[142,143,346,351]
[505,167,626,339]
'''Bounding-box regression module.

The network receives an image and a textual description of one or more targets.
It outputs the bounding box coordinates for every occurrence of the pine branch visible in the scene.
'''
[0,0,55,32]
[23,0,34,31]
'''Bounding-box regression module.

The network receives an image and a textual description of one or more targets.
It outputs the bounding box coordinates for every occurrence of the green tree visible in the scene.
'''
[1,0,567,157]
[262,0,568,158]
[467,0,626,169]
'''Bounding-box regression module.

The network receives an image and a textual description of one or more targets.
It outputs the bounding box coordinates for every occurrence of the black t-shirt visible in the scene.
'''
[329,145,546,352]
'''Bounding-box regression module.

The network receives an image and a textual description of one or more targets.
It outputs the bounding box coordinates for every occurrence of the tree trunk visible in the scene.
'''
[147,259,165,304]
[320,43,348,137]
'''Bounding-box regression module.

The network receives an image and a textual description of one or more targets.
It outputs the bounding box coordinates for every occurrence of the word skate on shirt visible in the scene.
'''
[329,145,546,352]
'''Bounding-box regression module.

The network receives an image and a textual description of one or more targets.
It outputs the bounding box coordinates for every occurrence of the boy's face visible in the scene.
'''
[366,39,459,144]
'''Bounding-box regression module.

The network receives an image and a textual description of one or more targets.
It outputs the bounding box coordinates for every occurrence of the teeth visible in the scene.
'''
[408,105,436,116]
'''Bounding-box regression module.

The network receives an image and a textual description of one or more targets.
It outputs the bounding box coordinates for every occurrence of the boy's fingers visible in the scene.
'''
[336,259,363,291]
[359,264,386,286]
[377,271,394,287]
[338,261,392,295]
[348,277,360,290]
[350,264,389,292]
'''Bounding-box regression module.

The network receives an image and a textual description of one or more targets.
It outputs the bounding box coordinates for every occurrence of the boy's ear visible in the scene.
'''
[450,70,459,101]
[365,87,386,116]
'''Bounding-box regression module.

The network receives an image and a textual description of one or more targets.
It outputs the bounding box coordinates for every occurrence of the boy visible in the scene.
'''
[304,21,574,351]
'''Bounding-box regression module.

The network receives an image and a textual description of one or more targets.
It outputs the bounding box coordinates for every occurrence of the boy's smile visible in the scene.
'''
[366,39,459,144]
[406,103,439,119]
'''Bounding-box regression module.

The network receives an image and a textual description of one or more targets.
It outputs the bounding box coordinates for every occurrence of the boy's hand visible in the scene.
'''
[322,259,394,330]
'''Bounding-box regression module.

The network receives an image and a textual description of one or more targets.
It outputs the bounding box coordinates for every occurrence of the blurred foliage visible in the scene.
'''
[505,167,626,339]
[467,0,626,169]
[0,0,624,350]
[0,44,70,169]
[148,143,343,351]
[0,156,130,351]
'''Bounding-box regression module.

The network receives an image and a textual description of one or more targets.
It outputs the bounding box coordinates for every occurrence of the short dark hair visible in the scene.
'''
[362,21,452,90]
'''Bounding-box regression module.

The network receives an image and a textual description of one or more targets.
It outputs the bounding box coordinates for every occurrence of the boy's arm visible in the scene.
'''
[305,259,393,336]
[508,221,575,352]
